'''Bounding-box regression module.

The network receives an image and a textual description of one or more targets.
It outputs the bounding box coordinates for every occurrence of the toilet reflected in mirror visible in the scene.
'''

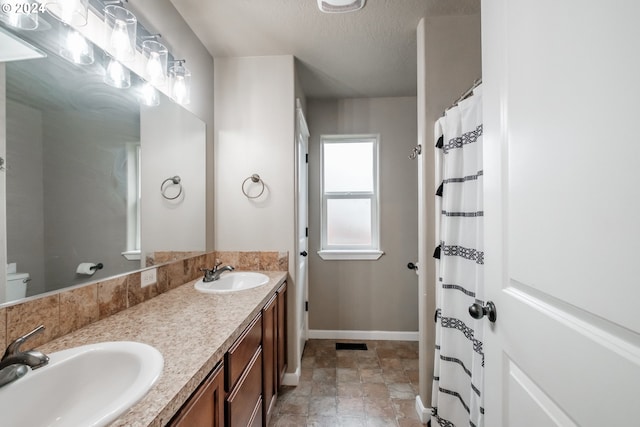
[6,264,29,301]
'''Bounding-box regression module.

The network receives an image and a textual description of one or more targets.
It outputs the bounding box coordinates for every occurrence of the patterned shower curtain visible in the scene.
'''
[431,85,484,427]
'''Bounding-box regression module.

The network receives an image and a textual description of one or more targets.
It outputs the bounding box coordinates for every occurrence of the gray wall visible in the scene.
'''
[5,100,45,295]
[43,110,139,291]
[307,96,418,333]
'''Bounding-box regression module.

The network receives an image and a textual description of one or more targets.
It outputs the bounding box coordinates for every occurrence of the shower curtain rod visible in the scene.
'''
[445,77,483,113]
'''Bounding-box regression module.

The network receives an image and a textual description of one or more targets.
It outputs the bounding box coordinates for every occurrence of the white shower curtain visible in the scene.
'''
[431,85,484,427]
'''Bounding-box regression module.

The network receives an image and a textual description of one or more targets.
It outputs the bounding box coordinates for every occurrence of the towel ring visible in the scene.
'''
[161,175,183,200]
[242,174,265,199]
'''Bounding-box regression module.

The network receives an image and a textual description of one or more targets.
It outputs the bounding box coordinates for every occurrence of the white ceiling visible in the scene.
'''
[170,0,480,99]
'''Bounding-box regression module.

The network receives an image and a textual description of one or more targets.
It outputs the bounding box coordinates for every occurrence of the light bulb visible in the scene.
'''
[45,0,87,26]
[66,30,91,63]
[169,61,191,105]
[141,82,159,106]
[173,76,187,104]
[145,52,165,85]
[109,20,133,60]
[61,1,76,23]
[8,12,20,27]
[105,59,130,88]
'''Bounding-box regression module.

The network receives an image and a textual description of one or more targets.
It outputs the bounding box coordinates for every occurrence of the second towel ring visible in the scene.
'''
[242,174,265,199]
[161,175,183,200]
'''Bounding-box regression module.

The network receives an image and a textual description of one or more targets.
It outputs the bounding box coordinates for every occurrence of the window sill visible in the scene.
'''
[317,250,384,261]
[121,250,141,261]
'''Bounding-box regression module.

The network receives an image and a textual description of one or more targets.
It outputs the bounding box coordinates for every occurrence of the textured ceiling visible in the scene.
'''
[170,0,480,98]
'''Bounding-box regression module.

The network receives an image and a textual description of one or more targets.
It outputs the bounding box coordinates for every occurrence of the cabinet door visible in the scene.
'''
[276,282,287,387]
[226,348,263,427]
[169,362,225,427]
[262,293,277,425]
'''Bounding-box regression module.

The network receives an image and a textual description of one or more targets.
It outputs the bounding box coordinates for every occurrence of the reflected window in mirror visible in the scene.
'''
[123,142,141,261]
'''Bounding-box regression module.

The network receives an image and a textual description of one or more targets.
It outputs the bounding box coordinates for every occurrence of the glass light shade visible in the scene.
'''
[140,82,160,106]
[169,62,191,105]
[0,1,39,30]
[59,25,94,65]
[142,40,167,86]
[104,5,136,62]
[46,0,88,26]
[317,0,366,13]
[104,58,130,88]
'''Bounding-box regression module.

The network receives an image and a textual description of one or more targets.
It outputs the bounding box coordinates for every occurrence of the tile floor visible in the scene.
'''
[268,339,426,427]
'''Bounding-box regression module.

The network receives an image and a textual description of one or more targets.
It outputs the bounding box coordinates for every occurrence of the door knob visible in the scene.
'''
[407,262,418,271]
[468,301,497,323]
[300,251,308,257]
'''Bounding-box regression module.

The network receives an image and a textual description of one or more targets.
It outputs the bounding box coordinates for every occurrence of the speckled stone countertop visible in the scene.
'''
[39,271,287,427]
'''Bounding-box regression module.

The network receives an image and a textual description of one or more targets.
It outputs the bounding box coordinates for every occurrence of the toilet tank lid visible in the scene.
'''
[7,272,29,281]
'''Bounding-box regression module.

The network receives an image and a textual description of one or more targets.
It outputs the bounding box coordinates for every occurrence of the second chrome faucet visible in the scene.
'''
[0,325,49,388]
[200,261,235,282]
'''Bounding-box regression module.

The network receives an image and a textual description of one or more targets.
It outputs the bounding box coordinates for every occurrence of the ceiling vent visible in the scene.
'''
[317,0,366,13]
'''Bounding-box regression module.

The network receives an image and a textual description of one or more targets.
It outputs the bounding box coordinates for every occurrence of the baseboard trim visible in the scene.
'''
[308,329,419,341]
[281,367,300,386]
[415,395,431,424]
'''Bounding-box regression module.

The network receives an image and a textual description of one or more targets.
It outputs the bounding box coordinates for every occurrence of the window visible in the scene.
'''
[122,142,141,260]
[319,134,383,260]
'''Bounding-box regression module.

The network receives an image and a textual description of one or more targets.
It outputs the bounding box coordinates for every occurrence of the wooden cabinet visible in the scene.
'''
[225,311,263,427]
[168,362,225,427]
[262,294,277,425]
[167,283,287,427]
[226,347,263,427]
[276,282,287,387]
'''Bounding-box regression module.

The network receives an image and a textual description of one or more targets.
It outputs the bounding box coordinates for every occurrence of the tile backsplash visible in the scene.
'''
[0,251,288,350]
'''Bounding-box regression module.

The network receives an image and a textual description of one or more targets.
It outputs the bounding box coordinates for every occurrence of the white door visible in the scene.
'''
[296,99,310,351]
[482,1,640,425]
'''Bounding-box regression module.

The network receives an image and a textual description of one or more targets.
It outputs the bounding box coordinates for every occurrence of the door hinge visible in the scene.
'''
[305,153,308,163]
[305,301,309,312]
[305,227,308,237]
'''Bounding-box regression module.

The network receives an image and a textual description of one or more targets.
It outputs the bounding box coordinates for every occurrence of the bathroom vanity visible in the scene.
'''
[37,271,288,427]
[169,281,287,427]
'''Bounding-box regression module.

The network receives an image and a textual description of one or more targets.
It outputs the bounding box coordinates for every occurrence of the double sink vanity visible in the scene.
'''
[1,269,288,427]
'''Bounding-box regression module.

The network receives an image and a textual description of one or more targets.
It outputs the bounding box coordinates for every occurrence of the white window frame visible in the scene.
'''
[318,134,383,261]
[122,142,141,261]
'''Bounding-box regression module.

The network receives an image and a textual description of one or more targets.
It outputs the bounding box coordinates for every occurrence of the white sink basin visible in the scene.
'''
[0,341,163,427]
[195,272,270,293]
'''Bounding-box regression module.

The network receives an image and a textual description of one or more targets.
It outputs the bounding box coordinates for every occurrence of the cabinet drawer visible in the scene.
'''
[248,396,262,427]
[225,312,262,392]
[226,347,263,427]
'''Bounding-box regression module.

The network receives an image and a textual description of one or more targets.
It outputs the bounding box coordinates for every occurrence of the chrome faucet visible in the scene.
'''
[0,325,49,387]
[200,261,235,282]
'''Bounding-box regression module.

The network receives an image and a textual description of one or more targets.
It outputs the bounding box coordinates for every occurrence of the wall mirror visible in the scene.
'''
[0,14,206,305]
